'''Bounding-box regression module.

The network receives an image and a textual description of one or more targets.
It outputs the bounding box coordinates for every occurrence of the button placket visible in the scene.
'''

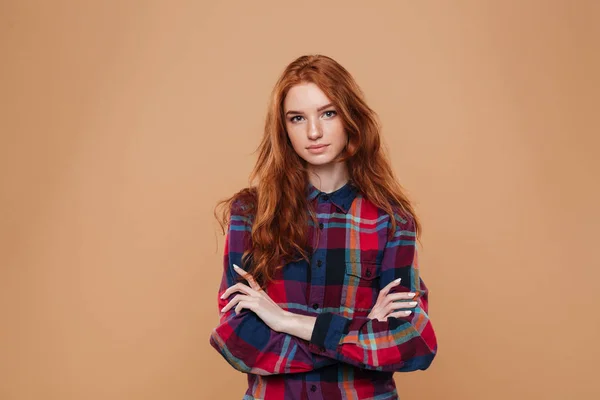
[308,202,328,319]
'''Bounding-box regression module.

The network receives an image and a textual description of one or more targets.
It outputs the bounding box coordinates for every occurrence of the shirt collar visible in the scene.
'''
[306,180,358,214]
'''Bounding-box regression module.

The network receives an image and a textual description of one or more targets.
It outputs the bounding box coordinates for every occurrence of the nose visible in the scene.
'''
[307,118,323,140]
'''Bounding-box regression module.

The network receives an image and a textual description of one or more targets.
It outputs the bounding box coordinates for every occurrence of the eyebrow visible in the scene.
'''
[285,103,335,116]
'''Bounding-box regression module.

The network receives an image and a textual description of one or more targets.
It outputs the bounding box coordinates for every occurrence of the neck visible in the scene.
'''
[307,162,350,193]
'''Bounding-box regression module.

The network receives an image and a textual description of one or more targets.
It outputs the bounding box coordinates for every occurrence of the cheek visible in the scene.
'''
[286,127,303,150]
[326,121,347,147]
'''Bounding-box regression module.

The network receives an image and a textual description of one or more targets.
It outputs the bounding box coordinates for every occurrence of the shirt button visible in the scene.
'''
[318,222,324,230]
[317,260,322,267]
[310,385,317,392]
[312,303,319,310]
[365,269,372,277]
[322,194,329,201]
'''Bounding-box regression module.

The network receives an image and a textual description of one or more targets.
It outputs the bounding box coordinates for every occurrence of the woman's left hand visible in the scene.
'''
[220,264,291,332]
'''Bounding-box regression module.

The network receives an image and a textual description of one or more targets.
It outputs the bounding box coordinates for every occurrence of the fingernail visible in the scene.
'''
[233,264,240,269]
[408,293,416,297]
[409,301,417,306]
[220,294,225,299]
[394,278,401,283]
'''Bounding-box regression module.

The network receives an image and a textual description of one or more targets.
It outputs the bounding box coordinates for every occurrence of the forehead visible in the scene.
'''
[283,82,332,110]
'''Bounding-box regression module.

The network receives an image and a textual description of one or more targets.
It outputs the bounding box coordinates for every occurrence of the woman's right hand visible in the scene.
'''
[368,278,418,321]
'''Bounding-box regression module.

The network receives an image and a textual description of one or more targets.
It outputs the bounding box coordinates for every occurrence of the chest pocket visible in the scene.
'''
[340,261,381,317]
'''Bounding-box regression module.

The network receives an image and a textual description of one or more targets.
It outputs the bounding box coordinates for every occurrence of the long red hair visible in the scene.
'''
[215,54,420,288]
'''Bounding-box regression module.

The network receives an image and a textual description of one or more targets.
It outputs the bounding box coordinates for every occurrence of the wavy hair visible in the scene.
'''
[215,54,421,288]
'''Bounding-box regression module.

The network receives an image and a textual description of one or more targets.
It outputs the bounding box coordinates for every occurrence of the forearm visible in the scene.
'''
[281,312,317,341]
[309,307,437,372]
[211,310,338,375]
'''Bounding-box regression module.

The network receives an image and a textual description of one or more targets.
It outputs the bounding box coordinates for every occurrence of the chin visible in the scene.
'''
[302,155,338,167]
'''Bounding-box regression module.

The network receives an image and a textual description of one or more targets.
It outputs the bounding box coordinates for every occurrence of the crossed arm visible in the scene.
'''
[209,212,437,375]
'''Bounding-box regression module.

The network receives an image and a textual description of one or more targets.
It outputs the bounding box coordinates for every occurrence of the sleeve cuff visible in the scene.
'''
[309,312,350,353]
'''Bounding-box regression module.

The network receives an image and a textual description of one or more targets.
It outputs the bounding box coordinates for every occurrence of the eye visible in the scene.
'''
[290,115,304,123]
[323,110,337,118]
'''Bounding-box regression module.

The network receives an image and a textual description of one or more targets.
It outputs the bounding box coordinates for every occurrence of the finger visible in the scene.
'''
[386,310,413,319]
[220,294,244,313]
[221,294,250,313]
[377,278,402,300]
[379,291,416,308]
[233,264,262,291]
[220,283,253,300]
[385,292,417,303]
[220,283,255,300]
[235,300,253,315]
[385,301,418,314]
[374,313,392,322]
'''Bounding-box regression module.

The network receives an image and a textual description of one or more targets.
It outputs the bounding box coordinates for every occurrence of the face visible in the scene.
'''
[283,82,347,167]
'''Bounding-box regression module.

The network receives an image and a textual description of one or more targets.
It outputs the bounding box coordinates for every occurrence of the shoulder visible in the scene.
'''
[358,194,416,234]
[229,187,257,225]
[390,207,415,231]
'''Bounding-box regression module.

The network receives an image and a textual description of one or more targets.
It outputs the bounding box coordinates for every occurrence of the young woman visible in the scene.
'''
[210,54,437,400]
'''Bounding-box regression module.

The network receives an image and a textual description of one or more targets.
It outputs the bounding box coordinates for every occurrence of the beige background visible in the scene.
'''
[1,1,599,399]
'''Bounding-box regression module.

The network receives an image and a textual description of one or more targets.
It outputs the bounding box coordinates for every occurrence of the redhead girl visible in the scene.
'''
[210,54,437,400]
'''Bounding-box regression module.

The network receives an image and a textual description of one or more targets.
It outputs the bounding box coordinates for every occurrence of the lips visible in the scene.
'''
[307,144,329,154]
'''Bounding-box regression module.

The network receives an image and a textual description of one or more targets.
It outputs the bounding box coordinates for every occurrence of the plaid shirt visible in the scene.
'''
[210,181,437,400]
